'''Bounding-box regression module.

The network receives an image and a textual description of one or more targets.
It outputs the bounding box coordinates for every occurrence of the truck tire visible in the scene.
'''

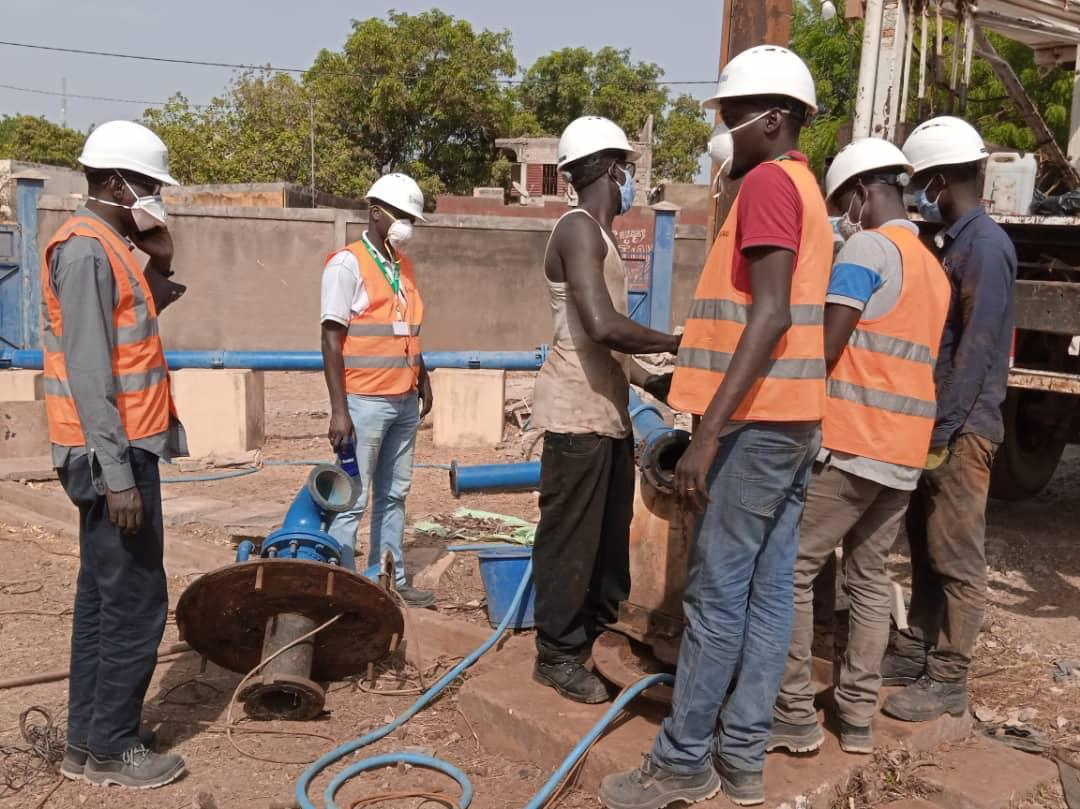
[990,388,1067,500]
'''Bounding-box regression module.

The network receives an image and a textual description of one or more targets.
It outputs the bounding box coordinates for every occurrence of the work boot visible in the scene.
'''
[766,719,824,754]
[533,654,609,704]
[882,674,967,722]
[62,729,158,781]
[713,756,765,807]
[880,650,926,686]
[839,721,873,755]
[599,754,720,809]
[397,583,436,609]
[84,744,186,789]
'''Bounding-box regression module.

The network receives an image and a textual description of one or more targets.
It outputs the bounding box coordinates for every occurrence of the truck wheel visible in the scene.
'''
[990,388,1067,500]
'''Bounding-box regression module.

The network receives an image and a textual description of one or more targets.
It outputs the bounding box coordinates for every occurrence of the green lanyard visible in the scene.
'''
[362,236,400,295]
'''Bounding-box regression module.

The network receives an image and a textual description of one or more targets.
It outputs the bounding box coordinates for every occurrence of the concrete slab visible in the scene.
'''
[405,608,493,671]
[458,636,973,808]
[0,401,50,458]
[431,369,506,448]
[0,456,55,481]
[920,738,1059,809]
[171,369,265,459]
[0,370,43,401]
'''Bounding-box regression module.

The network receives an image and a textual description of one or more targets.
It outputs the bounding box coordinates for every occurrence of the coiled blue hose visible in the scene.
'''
[294,556,674,809]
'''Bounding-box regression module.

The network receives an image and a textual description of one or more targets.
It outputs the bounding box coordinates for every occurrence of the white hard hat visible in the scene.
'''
[78,120,178,186]
[902,116,988,175]
[366,173,426,221]
[556,116,641,170]
[703,45,817,115]
[825,137,913,201]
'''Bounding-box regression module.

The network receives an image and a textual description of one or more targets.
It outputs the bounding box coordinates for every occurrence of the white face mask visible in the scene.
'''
[837,189,866,240]
[90,173,167,232]
[707,110,774,180]
[387,219,414,249]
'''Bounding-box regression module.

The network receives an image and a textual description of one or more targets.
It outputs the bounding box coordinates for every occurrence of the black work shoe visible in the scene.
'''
[85,744,185,789]
[839,721,873,755]
[882,674,967,722]
[880,651,926,686]
[533,656,610,704]
[766,719,824,754]
[599,754,720,809]
[397,583,436,608]
[62,730,158,781]
[714,757,765,806]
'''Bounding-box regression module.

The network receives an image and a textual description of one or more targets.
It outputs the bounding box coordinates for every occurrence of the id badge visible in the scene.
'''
[392,320,410,336]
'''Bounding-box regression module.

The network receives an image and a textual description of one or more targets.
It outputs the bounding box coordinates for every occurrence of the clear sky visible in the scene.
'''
[1,1,725,132]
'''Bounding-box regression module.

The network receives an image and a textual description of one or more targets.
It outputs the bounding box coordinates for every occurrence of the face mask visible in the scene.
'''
[613,164,635,215]
[387,219,414,249]
[90,173,166,232]
[708,110,774,179]
[837,190,865,240]
[915,187,944,223]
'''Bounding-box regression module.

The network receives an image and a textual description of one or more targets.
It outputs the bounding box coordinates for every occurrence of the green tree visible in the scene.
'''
[305,9,517,199]
[0,115,86,168]
[516,46,668,136]
[653,94,711,182]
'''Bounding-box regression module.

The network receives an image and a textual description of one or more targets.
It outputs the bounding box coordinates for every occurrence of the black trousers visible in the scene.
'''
[532,432,634,656]
[58,448,168,755]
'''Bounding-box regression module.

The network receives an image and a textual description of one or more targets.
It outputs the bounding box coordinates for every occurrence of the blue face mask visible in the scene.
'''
[614,164,635,214]
[915,184,944,223]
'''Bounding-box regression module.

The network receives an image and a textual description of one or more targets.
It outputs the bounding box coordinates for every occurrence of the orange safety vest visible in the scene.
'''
[41,215,173,447]
[823,225,951,468]
[330,239,424,396]
[669,158,833,420]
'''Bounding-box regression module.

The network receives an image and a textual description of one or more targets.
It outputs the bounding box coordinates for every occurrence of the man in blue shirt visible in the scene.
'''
[881,117,1018,722]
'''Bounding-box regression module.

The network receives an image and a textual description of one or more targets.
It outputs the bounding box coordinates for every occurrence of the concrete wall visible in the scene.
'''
[36,196,709,352]
[0,160,85,222]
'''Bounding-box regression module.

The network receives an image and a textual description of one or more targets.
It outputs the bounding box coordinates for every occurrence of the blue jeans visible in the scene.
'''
[327,392,419,585]
[651,423,820,775]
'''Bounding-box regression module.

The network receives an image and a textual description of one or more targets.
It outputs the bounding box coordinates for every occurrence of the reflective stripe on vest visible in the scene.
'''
[668,158,833,419]
[822,224,952,468]
[41,215,173,447]
[330,242,424,396]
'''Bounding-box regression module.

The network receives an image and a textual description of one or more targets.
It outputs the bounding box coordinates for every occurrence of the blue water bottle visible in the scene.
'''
[337,439,360,478]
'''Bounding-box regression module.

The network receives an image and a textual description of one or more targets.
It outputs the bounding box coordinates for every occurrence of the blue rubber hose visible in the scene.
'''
[521,672,675,809]
[294,560,535,809]
[160,459,452,484]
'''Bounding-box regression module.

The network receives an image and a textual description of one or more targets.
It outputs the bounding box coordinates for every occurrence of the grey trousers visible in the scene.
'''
[775,463,910,727]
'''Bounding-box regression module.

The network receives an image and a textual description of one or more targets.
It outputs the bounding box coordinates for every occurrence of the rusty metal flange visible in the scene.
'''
[592,630,675,704]
[175,558,404,682]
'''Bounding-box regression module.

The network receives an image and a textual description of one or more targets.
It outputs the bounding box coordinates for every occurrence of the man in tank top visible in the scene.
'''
[531,116,681,704]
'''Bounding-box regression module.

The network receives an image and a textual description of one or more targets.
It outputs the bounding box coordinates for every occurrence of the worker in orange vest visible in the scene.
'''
[770,138,950,757]
[600,46,832,809]
[320,173,435,607]
[45,121,187,789]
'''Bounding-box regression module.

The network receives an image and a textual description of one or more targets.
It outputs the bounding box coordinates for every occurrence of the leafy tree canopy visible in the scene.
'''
[0,115,85,168]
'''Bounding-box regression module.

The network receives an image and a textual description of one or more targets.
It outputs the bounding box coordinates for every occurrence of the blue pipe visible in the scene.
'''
[294,560,535,809]
[448,391,690,496]
[0,347,547,372]
[450,460,541,498]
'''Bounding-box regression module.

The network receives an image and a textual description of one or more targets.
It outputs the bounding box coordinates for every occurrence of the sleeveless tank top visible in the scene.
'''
[532,209,632,439]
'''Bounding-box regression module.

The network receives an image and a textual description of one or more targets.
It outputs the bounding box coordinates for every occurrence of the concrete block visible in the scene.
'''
[404,608,492,671]
[170,369,265,459]
[0,401,50,458]
[920,738,1059,809]
[0,370,43,401]
[430,369,506,448]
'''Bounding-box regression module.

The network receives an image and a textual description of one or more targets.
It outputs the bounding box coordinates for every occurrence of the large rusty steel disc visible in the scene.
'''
[592,630,675,704]
[176,559,404,682]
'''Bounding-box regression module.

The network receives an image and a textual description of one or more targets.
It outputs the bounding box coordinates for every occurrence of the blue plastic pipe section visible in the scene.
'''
[448,390,690,495]
[648,205,677,334]
[0,347,547,372]
[294,560,535,809]
[449,460,541,498]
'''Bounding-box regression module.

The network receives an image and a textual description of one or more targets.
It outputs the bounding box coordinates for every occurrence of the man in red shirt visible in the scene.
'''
[601,46,831,809]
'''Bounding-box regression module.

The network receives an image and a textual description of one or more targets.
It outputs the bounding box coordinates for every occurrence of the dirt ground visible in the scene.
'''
[0,372,1078,809]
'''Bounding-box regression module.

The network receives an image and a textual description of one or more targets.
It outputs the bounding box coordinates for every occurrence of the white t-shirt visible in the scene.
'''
[320,236,374,326]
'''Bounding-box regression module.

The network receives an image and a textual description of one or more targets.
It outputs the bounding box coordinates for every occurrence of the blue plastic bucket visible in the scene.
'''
[476,545,535,629]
